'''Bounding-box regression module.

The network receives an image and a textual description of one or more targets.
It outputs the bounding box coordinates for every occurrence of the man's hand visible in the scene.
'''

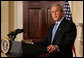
[22,40,34,44]
[27,42,34,44]
[47,45,57,54]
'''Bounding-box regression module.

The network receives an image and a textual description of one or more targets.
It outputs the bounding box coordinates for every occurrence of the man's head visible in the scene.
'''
[51,3,64,22]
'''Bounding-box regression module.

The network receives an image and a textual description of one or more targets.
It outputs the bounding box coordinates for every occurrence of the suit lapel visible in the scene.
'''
[47,23,55,44]
[52,18,66,44]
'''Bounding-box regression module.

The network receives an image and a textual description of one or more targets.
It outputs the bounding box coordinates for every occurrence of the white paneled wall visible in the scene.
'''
[71,1,83,57]
[75,23,83,57]
[1,1,9,40]
[14,1,23,42]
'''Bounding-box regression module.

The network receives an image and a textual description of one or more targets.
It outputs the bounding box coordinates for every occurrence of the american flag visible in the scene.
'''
[63,1,72,21]
[63,1,76,57]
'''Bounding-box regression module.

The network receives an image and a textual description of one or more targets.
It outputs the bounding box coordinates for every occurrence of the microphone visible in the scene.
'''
[7,29,24,40]
[13,29,24,35]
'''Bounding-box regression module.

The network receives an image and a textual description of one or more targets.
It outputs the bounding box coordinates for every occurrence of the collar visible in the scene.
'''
[55,17,64,24]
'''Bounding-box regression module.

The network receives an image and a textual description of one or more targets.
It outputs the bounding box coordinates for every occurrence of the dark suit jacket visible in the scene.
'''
[34,17,77,57]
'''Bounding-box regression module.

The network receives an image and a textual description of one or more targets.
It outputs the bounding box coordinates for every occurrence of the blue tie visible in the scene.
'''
[51,23,58,44]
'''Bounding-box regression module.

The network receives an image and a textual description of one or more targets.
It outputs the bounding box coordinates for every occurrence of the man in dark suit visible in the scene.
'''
[3,3,76,57]
[32,3,77,57]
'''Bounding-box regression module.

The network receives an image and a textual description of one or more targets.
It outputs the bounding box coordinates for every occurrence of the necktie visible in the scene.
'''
[51,23,58,44]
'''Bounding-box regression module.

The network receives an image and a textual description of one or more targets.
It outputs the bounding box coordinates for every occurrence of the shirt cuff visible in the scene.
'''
[55,45,60,51]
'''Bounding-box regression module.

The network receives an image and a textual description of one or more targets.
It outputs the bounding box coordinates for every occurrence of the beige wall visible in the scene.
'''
[1,1,15,40]
[71,1,83,57]
[9,1,15,31]
[14,1,23,41]
[75,23,83,57]
[1,1,9,39]
[71,1,83,24]
[1,1,23,41]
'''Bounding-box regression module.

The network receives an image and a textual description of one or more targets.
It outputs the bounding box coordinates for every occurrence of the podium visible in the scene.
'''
[1,38,49,57]
[1,29,49,57]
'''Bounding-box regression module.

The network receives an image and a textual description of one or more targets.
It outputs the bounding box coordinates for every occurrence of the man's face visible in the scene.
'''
[51,6,64,21]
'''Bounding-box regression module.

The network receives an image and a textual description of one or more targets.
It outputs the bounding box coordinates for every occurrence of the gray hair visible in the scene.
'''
[51,3,64,12]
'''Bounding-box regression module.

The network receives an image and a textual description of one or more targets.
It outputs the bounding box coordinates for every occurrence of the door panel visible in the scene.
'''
[29,9,41,38]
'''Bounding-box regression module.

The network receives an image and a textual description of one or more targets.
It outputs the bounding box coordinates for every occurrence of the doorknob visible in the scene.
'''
[24,33,27,36]
[24,33,29,39]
